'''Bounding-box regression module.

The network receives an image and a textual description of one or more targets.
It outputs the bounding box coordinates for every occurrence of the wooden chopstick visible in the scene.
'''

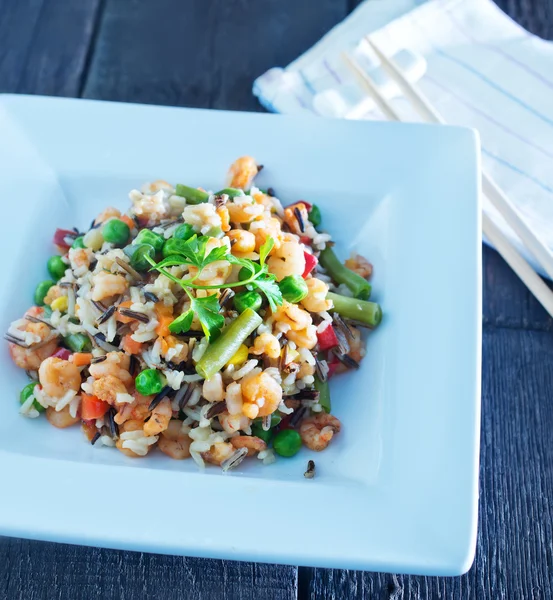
[365,36,553,282]
[342,44,553,318]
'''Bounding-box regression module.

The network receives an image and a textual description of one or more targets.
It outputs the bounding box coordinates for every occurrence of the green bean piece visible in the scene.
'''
[133,229,165,253]
[214,188,245,199]
[47,256,67,281]
[233,291,262,313]
[273,429,302,457]
[72,236,86,249]
[102,219,130,246]
[124,243,156,272]
[19,382,45,413]
[135,369,164,395]
[319,247,371,300]
[314,375,331,413]
[309,204,322,228]
[196,308,262,379]
[173,223,195,241]
[278,274,308,303]
[34,280,55,306]
[63,333,92,353]
[175,184,210,204]
[326,292,382,328]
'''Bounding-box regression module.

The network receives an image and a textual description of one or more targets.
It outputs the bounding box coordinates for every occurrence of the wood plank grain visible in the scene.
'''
[0,0,102,96]
[82,0,347,110]
[302,328,553,599]
[0,539,297,600]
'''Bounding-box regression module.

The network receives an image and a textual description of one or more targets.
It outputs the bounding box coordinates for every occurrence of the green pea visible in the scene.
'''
[133,229,164,253]
[173,223,195,241]
[251,423,273,444]
[162,238,190,258]
[135,369,164,395]
[34,280,55,306]
[19,382,44,413]
[72,236,86,249]
[102,219,130,246]
[233,291,262,313]
[63,333,92,353]
[123,243,156,272]
[278,274,308,303]
[273,429,302,457]
[47,256,67,281]
[309,204,322,228]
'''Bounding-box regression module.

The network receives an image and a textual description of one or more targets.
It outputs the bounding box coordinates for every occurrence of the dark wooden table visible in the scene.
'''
[1,0,553,598]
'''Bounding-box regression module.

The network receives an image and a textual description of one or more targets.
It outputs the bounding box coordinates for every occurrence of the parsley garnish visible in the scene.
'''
[146,234,283,340]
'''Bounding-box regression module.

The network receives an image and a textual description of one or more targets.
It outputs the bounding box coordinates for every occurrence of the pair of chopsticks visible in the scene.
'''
[342,39,553,318]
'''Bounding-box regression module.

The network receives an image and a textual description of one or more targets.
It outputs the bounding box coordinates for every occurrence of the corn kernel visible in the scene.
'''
[285,349,300,363]
[50,296,68,313]
[226,344,249,367]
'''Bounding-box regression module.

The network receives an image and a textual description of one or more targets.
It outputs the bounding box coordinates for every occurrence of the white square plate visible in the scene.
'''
[0,95,481,575]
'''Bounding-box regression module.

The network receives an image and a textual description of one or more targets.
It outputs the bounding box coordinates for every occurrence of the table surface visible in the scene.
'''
[1,0,553,598]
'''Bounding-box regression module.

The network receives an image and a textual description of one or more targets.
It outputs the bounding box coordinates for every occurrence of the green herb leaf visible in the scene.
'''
[168,310,194,335]
[251,271,283,311]
[259,237,274,266]
[191,294,225,341]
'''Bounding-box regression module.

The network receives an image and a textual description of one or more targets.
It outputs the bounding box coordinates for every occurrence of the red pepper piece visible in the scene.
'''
[52,347,72,360]
[53,228,77,249]
[302,251,318,278]
[317,322,339,351]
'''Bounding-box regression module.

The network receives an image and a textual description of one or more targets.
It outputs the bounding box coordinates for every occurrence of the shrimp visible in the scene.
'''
[283,202,309,236]
[226,156,259,190]
[141,180,173,195]
[202,441,235,465]
[91,271,128,302]
[267,240,306,281]
[46,405,80,428]
[226,200,265,224]
[39,357,81,398]
[68,247,92,272]
[202,373,225,402]
[249,217,282,252]
[301,278,332,313]
[94,206,121,225]
[299,414,341,451]
[227,229,256,254]
[344,254,373,279]
[92,375,128,405]
[8,307,58,370]
[286,324,318,349]
[230,435,267,456]
[114,391,152,425]
[272,301,312,332]
[218,412,250,434]
[240,370,282,417]
[130,189,168,222]
[250,332,281,359]
[89,352,132,385]
[115,419,152,458]
[143,398,172,436]
[217,205,231,232]
[158,420,192,460]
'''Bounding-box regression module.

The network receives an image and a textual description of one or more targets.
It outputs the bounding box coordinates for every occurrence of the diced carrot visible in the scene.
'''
[155,302,173,317]
[81,394,109,420]
[156,315,173,337]
[116,300,134,323]
[122,334,143,355]
[120,215,135,230]
[72,352,92,366]
[159,336,169,355]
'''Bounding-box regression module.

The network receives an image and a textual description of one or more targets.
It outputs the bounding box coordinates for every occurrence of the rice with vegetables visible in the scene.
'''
[6,157,382,470]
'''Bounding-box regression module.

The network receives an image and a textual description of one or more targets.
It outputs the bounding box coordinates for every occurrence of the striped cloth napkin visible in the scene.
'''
[253,0,553,275]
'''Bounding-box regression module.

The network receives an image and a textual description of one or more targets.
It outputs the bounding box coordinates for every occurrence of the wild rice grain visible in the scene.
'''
[148,386,173,411]
[304,460,316,479]
[221,447,248,472]
[91,432,101,445]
